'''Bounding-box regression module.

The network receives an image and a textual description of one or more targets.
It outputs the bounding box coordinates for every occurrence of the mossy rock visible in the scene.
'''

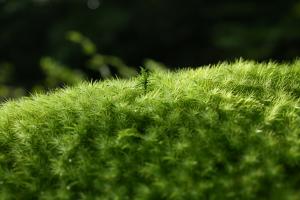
[1,60,300,199]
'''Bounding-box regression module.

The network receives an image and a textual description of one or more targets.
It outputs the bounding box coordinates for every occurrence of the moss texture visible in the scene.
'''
[1,60,300,199]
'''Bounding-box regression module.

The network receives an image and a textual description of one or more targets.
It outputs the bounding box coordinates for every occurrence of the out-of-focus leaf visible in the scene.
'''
[144,59,168,72]
[66,31,97,55]
[40,57,85,87]
[0,62,13,83]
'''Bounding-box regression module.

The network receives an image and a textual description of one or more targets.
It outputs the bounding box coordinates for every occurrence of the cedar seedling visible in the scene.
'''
[139,67,150,94]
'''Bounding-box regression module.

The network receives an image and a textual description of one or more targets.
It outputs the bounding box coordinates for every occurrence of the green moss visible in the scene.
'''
[1,60,300,199]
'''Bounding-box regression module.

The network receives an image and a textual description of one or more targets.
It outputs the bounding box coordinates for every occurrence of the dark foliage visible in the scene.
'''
[0,0,300,88]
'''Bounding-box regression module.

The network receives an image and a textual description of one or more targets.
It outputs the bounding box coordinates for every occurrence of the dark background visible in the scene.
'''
[0,0,300,98]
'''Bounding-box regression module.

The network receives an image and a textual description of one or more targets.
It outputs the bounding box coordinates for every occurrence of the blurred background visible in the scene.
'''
[0,0,300,101]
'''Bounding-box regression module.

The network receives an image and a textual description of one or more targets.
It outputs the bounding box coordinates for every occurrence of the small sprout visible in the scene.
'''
[139,67,150,94]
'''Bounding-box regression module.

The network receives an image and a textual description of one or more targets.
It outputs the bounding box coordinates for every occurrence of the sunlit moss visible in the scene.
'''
[0,60,300,199]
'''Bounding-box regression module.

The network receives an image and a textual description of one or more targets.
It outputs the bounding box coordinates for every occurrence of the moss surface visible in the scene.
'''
[1,60,300,199]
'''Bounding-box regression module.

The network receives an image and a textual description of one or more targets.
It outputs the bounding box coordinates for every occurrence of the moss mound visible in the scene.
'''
[1,60,300,199]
